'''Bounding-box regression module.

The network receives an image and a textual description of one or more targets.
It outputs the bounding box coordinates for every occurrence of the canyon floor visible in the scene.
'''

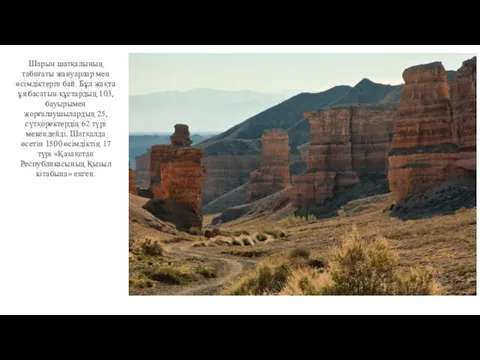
[129,194,476,296]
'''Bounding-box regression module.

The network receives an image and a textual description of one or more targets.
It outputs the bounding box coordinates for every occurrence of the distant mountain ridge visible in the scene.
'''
[197,71,457,154]
[129,88,299,133]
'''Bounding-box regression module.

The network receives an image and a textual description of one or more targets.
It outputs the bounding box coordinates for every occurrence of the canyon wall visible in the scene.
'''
[246,129,291,202]
[388,59,476,200]
[202,154,261,205]
[135,150,150,189]
[292,107,396,208]
[129,163,136,195]
[148,125,206,229]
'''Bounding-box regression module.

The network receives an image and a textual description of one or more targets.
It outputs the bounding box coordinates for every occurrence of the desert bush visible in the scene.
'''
[321,225,438,296]
[230,264,291,295]
[289,248,311,260]
[145,267,190,285]
[280,268,333,296]
[141,239,164,257]
[256,233,268,242]
[234,230,251,237]
[188,227,204,236]
[278,215,317,228]
[204,229,215,239]
[337,207,348,217]
[197,266,218,279]
[130,278,154,289]
[264,230,287,239]
[212,228,222,237]
[232,239,244,247]
[229,225,439,296]
[243,237,256,246]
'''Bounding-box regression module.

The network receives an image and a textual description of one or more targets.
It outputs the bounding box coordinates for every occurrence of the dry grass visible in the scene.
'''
[221,202,476,295]
[227,225,440,296]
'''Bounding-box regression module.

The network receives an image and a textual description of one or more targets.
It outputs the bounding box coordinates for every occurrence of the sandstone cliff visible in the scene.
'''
[246,129,291,202]
[388,59,476,201]
[201,154,261,205]
[129,163,136,195]
[135,150,150,189]
[292,107,395,208]
[147,125,206,229]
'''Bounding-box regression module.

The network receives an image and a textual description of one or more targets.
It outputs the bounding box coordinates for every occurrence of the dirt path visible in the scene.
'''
[165,242,257,295]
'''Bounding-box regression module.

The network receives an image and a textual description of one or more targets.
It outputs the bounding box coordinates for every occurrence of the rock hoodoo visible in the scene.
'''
[292,107,396,208]
[147,124,206,230]
[388,59,476,200]
[129,163,136,195]
[246,129,291,202]
[135,150,150,189]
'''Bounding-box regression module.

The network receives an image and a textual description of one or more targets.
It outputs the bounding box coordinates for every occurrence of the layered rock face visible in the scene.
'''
[246,130,291,202]
[388,59,476,200]
[129,163,136,195]
[450,57,476,154]
[292,107,396,208]
[202,155,261,205]
[350,108,396,173]
[148,125,206,229]
[135,150,150,189]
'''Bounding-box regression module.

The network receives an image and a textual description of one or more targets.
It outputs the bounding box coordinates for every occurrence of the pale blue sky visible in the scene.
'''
[129,53,475,96]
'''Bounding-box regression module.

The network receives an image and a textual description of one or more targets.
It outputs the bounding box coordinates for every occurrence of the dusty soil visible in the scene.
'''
[130,193,476,296]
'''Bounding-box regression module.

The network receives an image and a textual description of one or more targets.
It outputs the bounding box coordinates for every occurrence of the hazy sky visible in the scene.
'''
[129,53,475,96]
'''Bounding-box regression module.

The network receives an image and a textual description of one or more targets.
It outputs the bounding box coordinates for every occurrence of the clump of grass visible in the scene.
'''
[277,215,317,228]
[230,264,291,295]
[256,233,268,242]
[337,206,348,217]
[322,225,439,296]
[232,239,244,247]
[130,277,155,289]
[193,241,208,248]
[204,229,215,239]
[228,225,439,296]
[264,230,287,239]
[243,237,256,246]
[197,266,218,279]
[188,227,204,236]
[141,239,164,257]
[212,228,222,237]
[289,248,311,260]
[234,230,251,237]
[145,267,191,285]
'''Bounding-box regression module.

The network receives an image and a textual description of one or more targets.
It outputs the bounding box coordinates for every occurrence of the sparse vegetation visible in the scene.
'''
[140,239,164,256]
[278,214,317,228]
[197,266,218,279]
[188,227,204,236]
[145,267,192,285]
[228,226,440,296]
[256,233,268,242]
[232,239,244,247]
[234,230,251,237]
[264,230,287,239]
[289,248,311,260]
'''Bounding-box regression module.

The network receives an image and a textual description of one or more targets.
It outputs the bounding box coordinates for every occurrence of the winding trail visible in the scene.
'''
[165,242,257,295]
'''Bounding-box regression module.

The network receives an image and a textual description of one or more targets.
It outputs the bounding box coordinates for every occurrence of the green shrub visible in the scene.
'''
[322,226,438,296]
[204,229,215,239]
[230,264,291,295]
[197,266,218,279]
[212,228,222,237]
[256,233,268,242]
[289,248,311,260]
[141,239,164,257]
[145,267,190,285]
[232,239,244,247]
[188,227,204,236]
[234,230,251,237]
